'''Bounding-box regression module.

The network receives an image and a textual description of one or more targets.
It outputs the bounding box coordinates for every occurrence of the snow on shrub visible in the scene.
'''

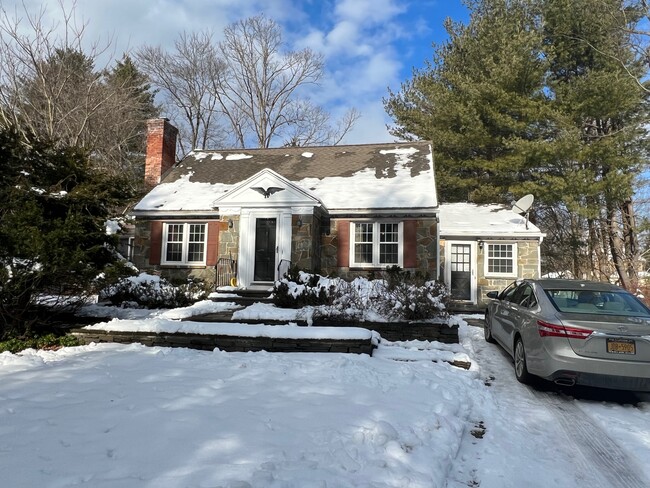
[99,273,209,309]
[273,267,449,322]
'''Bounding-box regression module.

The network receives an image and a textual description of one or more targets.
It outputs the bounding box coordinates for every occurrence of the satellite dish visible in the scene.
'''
[512,194,534,215]
[512,194,534,229]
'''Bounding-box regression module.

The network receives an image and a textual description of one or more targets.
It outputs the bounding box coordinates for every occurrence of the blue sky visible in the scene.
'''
[5,0,470,144]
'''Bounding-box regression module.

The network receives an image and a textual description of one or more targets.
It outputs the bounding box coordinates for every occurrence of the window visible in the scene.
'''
[162,223,207,265]
[350,222,402,267]
[485,243,517,277]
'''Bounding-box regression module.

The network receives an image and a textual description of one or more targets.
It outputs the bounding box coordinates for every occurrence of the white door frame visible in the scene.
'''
[238,208,292,287]
[444,240,478,304]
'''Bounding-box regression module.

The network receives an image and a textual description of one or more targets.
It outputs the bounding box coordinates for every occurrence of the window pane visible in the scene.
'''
[166,242,183,262]
[167,224,184,243]
[487,244,514,274]
[165,224,184,262]
[187,224,205,262]
[380,243,398,264]
[187,242,204,262]
[380,223,398,243]
[355,223,373,243]
[355,243,373,263]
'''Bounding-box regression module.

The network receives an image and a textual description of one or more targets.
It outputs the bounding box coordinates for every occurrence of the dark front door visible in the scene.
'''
[450,243,472,300]
[254,218,277,281]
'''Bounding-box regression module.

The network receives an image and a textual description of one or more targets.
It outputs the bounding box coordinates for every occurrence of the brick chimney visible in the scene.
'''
[144,118,178,188]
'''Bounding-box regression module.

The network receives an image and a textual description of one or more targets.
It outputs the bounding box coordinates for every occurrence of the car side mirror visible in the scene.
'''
[486,291,500,299]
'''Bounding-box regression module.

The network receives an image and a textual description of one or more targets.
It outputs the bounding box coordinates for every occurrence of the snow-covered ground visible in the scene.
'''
[0,308,648,488]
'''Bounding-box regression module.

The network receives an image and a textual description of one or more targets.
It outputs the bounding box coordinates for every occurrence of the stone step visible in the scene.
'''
[210,288,274,306]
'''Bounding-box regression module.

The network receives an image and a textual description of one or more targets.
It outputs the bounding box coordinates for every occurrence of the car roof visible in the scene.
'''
[527,279,624,292]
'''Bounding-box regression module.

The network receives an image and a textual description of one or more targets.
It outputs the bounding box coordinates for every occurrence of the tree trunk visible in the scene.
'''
[607,205,632,289]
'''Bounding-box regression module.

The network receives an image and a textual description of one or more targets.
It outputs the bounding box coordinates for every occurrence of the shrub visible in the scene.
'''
[0,333,79,353]
[99,273,209,309]
[272,269,334,308]
[273,267,449,322]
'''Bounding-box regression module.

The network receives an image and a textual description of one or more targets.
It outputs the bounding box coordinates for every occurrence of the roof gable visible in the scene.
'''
[213,168,323,210]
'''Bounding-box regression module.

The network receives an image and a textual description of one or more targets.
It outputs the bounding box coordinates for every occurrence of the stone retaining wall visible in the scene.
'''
[71,329,375,355]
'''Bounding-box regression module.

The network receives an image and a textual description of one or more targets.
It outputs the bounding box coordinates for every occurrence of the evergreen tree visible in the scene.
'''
[541,0,649,286]
[385,0,649,286]
[385,0,551,203]
[0,128,133,339]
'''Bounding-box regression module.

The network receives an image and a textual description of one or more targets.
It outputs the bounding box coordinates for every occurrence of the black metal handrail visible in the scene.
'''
[277,258,291,279]
[216,256,237,288]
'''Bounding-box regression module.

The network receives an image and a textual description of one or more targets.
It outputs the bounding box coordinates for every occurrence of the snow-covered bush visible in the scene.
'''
[273,267,333,308]
[273,267,449,322]
[373,266,449,321]
[100,273,209,309]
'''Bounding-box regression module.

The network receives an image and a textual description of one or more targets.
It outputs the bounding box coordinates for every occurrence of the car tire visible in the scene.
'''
[484,311,496,343]
[514,337,532,384]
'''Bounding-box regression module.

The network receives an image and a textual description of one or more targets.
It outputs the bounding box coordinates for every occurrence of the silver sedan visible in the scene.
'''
[484,279,650,391]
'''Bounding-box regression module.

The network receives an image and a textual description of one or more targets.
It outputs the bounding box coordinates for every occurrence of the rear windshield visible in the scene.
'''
[545,289,650,317]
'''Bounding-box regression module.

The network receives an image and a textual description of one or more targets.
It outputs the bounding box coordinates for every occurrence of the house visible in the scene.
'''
[131,119,543,310]
[131,119,440,288]
[439,203,544,311]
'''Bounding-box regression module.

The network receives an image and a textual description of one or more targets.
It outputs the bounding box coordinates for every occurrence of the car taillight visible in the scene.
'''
[537,320,593,339]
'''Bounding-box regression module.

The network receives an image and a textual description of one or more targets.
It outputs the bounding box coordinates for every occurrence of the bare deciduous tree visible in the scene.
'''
[0,1,158,187]
[216,15,358,148]
[138,16,358,152]
[136,31,227,155]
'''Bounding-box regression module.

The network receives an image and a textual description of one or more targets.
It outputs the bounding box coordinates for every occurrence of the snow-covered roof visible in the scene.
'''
[134,142,437,214]
[439,203,544,238]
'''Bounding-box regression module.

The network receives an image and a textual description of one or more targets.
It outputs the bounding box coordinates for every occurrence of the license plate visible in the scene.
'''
[606,338,636,355]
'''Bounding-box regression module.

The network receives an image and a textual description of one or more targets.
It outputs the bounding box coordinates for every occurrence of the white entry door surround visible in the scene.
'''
[212,168,324,288]
[238,209,292,286]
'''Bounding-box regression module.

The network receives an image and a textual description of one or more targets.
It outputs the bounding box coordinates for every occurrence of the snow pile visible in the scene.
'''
[104,219,121,235]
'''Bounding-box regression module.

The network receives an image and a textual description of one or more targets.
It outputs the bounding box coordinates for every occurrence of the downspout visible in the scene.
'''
[436,212,441,280]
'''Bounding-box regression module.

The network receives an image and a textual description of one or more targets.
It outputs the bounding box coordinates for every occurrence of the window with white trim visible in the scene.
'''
[485,243,517,277]
[162,223,207,265]
[350,221,402,267]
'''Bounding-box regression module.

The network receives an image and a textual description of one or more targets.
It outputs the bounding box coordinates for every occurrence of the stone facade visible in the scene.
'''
[415,218,438,278]
[291,214,322,272]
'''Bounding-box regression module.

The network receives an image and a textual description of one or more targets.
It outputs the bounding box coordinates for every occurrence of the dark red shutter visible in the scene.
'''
[337,220,350,267]
[149,221,163,265]
[403,220,418,268]
[206,221,219,266]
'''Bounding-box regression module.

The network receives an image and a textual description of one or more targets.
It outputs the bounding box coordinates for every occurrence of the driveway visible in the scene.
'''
[448,318,650,488]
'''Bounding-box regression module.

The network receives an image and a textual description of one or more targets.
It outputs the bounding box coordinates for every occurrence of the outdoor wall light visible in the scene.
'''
[297,217,303,228]
[478,240,484,250]
[228,219,234,229]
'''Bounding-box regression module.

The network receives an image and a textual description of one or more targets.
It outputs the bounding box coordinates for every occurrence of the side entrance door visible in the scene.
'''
[254,217,277,282]
[446,241,477,303]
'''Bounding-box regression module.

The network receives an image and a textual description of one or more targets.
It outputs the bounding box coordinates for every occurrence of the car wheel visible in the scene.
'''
[514,337,532,384]
[484,311,496,343]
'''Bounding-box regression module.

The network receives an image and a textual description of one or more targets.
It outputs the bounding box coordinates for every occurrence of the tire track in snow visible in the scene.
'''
[539,392,648,488]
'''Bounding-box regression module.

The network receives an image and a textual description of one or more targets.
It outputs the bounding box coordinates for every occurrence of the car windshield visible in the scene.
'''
[545,289,650,317]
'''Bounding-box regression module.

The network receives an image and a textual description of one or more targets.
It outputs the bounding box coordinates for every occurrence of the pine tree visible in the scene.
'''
[385,0,551,203]
[0,128,133,339]
[385,0,649,286]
